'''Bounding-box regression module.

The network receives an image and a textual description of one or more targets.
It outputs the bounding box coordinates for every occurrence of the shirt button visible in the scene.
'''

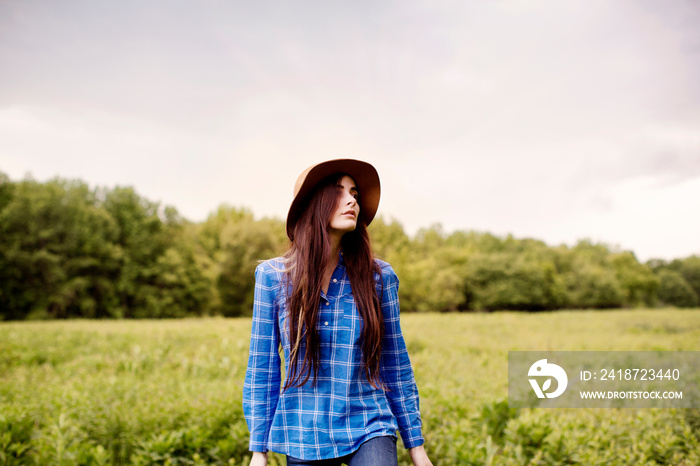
[325,301,330,306]
[324,321,329,326]
[332,279,338,283]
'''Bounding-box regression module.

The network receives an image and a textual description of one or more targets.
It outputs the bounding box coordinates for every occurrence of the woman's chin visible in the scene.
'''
[330,222,357,236]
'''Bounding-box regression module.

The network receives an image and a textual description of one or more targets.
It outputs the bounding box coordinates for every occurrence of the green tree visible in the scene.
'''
[400,254,467,312]
[0,171,12,212]
[0,177,119,319]
[465,252,566,311]
[563,263,625,309]
[393,224,473,312]
[673,256,700,303]
[102,187,213,318]
[199,206,287,317]
[656,270,698,308]
[102,186,167,318]
[610,252,659,307]
[368,216,410,263]
[217,217,287,317]
[557,240,626,309]
[148,211,215,317]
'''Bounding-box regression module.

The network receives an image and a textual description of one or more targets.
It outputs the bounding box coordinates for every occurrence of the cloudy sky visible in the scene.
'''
[1,0,699,261]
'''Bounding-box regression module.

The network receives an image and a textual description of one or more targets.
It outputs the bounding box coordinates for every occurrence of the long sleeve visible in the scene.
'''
[242,263,282,452]
[379,264,424,449]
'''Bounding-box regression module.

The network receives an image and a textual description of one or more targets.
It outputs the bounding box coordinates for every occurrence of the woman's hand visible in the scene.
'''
[408,445,433,466]
[249,451,268,466]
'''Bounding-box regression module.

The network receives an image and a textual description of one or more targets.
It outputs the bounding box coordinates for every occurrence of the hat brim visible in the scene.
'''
[286,159,380,241]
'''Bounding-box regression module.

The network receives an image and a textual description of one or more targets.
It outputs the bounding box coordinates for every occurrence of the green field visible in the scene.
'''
[2,310,699,465]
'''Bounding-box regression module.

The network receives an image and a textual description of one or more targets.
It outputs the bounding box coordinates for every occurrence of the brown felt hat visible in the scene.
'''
[286,159,381,240]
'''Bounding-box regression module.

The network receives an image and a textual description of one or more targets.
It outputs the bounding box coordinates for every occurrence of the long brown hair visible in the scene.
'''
[283,174,385,390]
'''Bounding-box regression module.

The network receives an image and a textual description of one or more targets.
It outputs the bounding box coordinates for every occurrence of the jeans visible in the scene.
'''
[286,436,398,466]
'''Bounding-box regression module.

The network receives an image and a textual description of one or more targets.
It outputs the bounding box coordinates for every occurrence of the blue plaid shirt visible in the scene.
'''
[242,254,424,460]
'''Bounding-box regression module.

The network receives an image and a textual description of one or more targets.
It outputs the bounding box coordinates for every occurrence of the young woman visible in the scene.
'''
[243,159,432,466]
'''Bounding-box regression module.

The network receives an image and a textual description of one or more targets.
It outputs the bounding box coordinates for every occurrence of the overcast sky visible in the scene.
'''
[1,0,699,261]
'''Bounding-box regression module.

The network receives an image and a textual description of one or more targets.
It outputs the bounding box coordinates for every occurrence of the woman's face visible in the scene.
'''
[329,175,360,237]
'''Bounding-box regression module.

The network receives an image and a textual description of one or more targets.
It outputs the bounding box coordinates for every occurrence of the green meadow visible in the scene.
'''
[1,309,699,465]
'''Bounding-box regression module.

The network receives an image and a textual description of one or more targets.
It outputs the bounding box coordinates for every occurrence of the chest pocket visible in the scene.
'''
[342,294,364,344]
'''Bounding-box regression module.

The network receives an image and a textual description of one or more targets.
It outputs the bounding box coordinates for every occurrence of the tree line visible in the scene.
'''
[0,172,698,320]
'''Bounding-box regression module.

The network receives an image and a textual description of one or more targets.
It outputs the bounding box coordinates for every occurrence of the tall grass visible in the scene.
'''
[1,310,699,465]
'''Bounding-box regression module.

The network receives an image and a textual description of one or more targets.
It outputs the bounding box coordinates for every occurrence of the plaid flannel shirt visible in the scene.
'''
[242,253,424,460]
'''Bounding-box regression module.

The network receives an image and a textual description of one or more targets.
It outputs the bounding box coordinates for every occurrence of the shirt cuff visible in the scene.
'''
[249,437,269,453]
[399,427,424,449]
